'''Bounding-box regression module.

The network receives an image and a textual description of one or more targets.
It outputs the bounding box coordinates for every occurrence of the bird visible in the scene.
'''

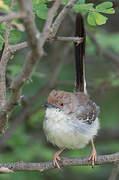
[43,13,100,168]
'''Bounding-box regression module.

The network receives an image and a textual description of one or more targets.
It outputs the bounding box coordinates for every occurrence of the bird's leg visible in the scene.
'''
[88,139,97,168]
[53,148,65,168]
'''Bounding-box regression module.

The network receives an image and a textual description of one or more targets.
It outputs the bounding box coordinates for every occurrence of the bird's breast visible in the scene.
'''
[43,108,99,149]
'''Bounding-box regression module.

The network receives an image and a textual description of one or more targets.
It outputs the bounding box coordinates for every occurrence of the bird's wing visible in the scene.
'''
[76,100,100,124]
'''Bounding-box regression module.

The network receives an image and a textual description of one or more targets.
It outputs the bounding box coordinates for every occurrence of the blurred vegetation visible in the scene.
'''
[0,0,119,180]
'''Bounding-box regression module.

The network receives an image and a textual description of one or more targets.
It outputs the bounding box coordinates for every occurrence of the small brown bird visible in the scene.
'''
[43,14,100,168]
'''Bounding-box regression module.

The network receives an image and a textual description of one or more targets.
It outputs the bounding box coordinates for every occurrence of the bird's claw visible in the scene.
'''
[53,148,64,168]
[53,155,61,168]
[88,149,97,168]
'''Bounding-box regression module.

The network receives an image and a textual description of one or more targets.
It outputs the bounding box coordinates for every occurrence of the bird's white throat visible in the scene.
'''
[43,107,99,149]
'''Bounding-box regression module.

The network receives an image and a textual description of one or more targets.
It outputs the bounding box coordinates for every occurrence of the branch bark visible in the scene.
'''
[8,37,83,54]
[0,0,78,133]
[0,12,24,24]
[0,0,15,107]
[51,0,78,36]
[0,0,60,133]
[0,153,119,173]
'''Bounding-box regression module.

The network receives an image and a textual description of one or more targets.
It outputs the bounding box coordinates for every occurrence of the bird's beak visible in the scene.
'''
[43,103,60,109]
[43,103,52,108]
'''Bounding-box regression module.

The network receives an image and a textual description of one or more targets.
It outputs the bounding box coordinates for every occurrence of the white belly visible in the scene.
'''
[43,108,99,149]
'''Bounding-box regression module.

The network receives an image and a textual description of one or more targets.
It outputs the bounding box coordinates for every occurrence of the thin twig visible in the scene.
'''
[0,12,24,24]
[50,36,83,43]
[0,153,119,173]
[51,0,78,36]
[8,42,28,53]
[8,37,83,53]
[40,0,62,47]
[8,37,82,53]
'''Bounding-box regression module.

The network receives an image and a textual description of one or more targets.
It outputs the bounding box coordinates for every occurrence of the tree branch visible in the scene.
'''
[8,37,83,53]
[40,0,62,47]
[0,153,118,173]
[0,12,24,24]
[0,0,61,133]
[8,36,82,55]
[0,0,79,133]
[50,36,83,43]
[8,42,28,53]
[0,0,15,106]
[51,0,78,36]
[0,0,16,132]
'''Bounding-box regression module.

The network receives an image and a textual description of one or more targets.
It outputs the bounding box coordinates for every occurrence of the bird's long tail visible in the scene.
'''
[74,13,86,93]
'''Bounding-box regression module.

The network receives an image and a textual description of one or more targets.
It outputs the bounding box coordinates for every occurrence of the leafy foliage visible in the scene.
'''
[73,1,115,25]
[33,0,49,20]
[0,0,115,52]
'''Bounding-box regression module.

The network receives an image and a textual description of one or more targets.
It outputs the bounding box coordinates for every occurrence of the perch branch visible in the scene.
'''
[0,153,119,173]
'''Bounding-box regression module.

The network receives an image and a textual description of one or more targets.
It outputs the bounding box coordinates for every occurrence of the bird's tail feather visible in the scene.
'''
[74,13,87,94]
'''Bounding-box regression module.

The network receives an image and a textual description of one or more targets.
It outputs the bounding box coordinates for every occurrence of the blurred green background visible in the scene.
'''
[0,1,119,180]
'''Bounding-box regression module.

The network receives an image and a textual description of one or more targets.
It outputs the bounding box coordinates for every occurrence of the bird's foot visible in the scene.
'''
[53,153,61,168]
[53,148,64,168]
[88,148,97,168]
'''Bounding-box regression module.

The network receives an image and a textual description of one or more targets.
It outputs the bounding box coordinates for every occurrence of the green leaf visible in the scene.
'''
[87,12,96,26]
[96,2,113,11]
[63,0,85,5]
[33,1,49,19]
[87,11,108,26]
[9,29,22,44]
[1,22,6,30]
[95,12,107,25]
[100,8,115,14]
[73,3,94,14]
[62,0,69,5]
[79,3,94,10]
